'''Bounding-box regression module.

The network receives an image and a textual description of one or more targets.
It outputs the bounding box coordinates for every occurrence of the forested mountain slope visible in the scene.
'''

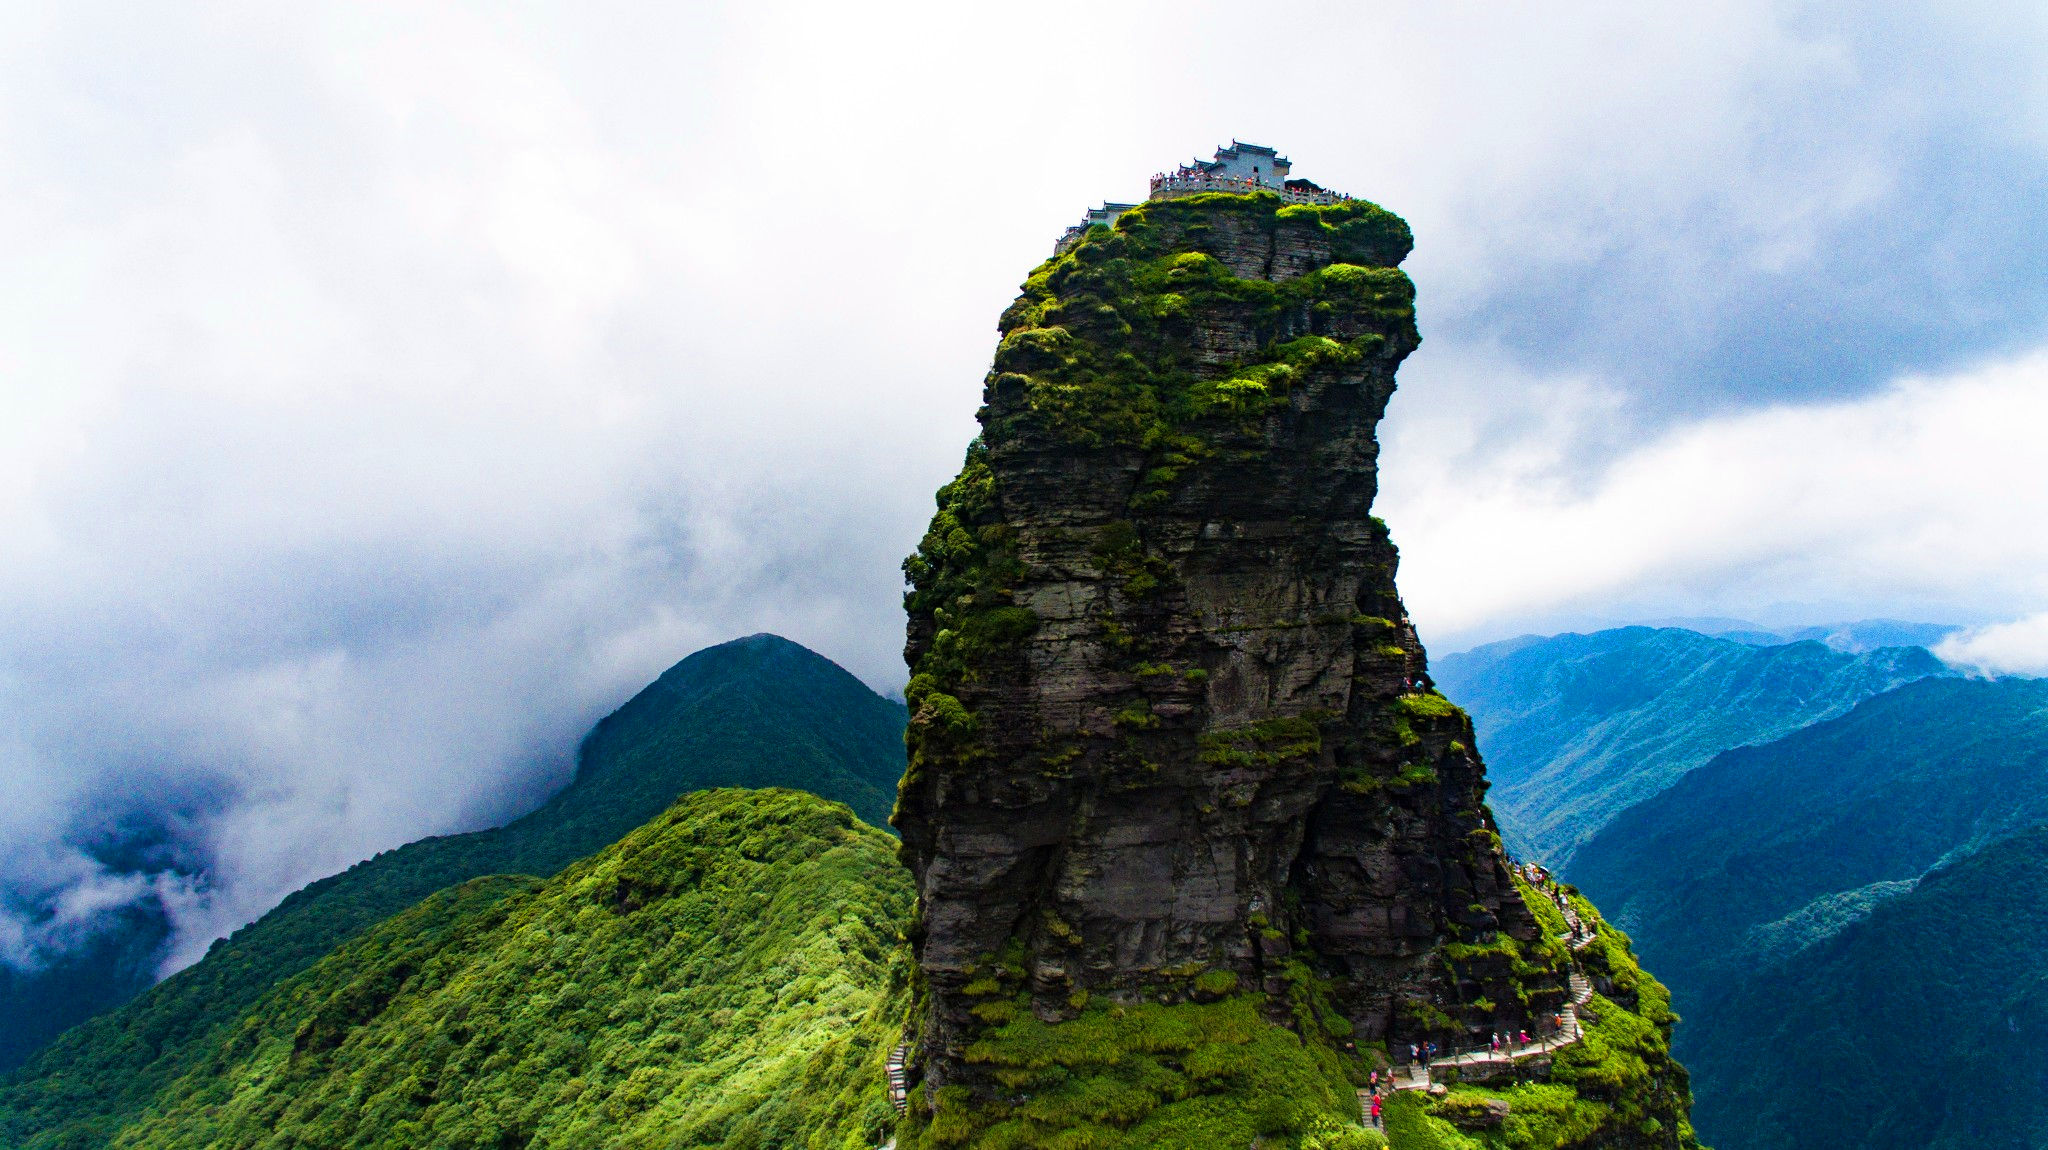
[1567,676,2048,1148]
[1433,626,1947,864]
[105,789,911,1150]
[1572,676,2048,999]
[0,634,907,1150]
[1684,827,2048,1148]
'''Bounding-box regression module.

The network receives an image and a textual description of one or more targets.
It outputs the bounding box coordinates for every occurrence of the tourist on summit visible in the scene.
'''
[1519,1029,1530,1049]
[1369,1094,1382,1127]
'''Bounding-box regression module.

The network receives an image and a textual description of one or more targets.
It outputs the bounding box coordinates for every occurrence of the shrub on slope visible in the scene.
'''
[109,788,912,1150]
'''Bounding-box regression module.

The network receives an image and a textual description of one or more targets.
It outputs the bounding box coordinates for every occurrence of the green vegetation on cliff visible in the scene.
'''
[1,635,907,1150]
[891,874,1698,1150]
[902,190,1418,805]
[900,186,1699,1149]
[906,993,1375,1150]
[90,789,913,1150]
[1386,885,1697,1150]
[978,195,1414,451]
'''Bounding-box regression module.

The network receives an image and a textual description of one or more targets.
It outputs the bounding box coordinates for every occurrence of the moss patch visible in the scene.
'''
[901,995,1362,1150]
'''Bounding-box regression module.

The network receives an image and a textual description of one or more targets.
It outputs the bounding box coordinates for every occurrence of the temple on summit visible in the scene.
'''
[1055,141,1353,253]
[1175,140,1292,187]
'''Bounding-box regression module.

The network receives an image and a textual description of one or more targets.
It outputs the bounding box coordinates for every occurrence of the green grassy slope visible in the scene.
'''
[1432,627,1948,865]
[0,633,907,1150]
[103,788,912,1150]
[890,876,1696,1150]
[1684,827,2048,1148]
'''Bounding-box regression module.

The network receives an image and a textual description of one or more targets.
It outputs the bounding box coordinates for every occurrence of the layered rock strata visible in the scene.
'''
[895,188,1694,1146]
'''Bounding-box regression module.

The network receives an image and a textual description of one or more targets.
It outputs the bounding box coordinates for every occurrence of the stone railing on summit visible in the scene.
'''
[1147,173,1353,205]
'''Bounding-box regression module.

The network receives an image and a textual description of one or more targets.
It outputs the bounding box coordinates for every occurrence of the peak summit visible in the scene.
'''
[891,186,1699,1146]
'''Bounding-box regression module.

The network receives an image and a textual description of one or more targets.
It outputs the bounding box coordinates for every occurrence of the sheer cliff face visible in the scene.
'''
[895,194,1545,1083]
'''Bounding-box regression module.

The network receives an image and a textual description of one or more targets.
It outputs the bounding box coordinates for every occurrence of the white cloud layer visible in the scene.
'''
[1,0,2045,974]
[1936,614,2048,677]
[1383,350,2048,647]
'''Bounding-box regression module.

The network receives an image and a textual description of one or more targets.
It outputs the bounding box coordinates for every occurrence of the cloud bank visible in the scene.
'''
[1937,615,2048,677]
[1382,350,2048,648]
[2,0,2045,976]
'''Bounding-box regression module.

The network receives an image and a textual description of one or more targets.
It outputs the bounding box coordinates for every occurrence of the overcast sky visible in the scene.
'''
[4,0,2047,974]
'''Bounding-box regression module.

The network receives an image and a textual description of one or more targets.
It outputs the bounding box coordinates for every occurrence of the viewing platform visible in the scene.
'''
[1146,172,1352,205]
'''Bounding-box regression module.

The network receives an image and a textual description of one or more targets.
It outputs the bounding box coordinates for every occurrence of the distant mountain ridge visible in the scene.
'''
[1572,675,2048,1008]
[1433,625,1950,864]
[1634,617,1962,653]
[0,634,908,1150]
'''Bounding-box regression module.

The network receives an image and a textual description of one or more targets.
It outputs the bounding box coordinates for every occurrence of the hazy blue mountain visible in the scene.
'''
[1572,675,2048,995]
[1567,676,2048,1148]
[0,633,908,1150]
[0,904,168,1073]
[1636,617,1963,652]
[1434,626,1948,864]
[1758,618,1963,652]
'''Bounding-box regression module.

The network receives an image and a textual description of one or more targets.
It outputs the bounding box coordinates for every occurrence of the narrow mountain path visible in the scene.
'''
[1403,865,1601,1082]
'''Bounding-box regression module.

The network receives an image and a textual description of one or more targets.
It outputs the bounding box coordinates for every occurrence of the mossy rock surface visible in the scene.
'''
[898,187,1701,1149]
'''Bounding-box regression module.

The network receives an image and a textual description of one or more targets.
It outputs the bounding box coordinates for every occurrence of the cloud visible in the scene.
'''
[1383,350,2048,645]
[1936,615,2048,677]
[0,0,2044,975]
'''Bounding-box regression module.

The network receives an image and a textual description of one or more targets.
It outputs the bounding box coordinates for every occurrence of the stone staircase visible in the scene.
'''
[1395,865,1603,1085]
[1524,862,1598,950]
[886,1045,908,1115]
